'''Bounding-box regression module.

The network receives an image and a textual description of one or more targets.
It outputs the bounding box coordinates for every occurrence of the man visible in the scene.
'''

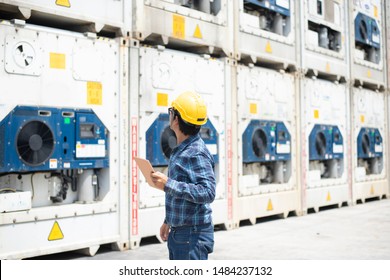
[151,91,216,260]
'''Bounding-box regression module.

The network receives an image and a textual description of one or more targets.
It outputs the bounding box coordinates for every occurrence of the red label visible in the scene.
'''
[131,117,138,235]
[227,125,233,220]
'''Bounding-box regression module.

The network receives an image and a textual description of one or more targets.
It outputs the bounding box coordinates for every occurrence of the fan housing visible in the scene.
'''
[0,106,109,174]
[309,124,343,160]
[357,127,383,159]
[242,119,291,163]
[16,120,55,166]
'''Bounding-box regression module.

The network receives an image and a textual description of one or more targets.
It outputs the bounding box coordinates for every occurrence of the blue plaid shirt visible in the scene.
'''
[164,133,216,227]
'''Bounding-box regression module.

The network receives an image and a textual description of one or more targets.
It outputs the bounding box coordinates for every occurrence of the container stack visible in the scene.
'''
[349,0,388,204]
[298,0,351,213]
[0,0,130,259]
[233,0,300,225]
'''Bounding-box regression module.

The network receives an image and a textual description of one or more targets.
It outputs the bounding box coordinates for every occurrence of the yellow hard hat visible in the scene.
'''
[171,91,207,126]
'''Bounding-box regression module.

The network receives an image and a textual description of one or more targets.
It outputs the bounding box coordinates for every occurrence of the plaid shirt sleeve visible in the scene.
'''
[164,134,216,227]
[165,150,215,204]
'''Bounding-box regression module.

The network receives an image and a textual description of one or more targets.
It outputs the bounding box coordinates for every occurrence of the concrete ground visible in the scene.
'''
[44,197,390,260]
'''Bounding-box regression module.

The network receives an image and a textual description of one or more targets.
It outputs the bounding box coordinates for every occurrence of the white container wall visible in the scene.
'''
[300,77,351,213]
[350,0,386,87]
[300,0,349,80]
[235,65,299,224]
[0,21,128,259]
[128,45,233,247]
[234,0,297,69]
[132,0,233,57]
[0,0,131,36]
[351,87,388,202]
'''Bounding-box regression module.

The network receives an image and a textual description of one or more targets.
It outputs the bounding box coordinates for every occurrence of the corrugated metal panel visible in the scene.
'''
[0,20,128,259]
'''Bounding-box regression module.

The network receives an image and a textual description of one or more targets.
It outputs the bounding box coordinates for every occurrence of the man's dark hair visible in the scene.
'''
[173,109,201,136]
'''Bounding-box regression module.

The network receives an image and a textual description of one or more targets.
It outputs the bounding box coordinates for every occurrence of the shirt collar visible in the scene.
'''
[172,133,200,155]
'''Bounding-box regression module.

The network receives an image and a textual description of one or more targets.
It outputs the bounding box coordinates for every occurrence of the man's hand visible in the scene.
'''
[151,171,168,191]
[160,223,170,241]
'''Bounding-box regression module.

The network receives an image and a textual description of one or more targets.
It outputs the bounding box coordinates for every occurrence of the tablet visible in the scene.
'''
[134,157,156,187]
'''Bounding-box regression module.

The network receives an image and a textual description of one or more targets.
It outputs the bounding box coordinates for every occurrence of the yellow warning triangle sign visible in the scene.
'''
[267,199,273,211]
[193,24,203,39]
[48,221,64,241]
[326,191,331,201]
[265,41,272,53]
[56,0,71,8]
[326,62,331,73]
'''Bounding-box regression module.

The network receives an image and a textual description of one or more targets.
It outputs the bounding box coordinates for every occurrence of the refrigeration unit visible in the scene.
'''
[146,113,176,167]
[357,127,383,175]
[132,0,233,57]
[243,0,291,36]
[300,77,350,213]
[129,45,231,247]
[236,0,297,69]
[354,13,381,63]
[0,106,109,174]
[236,65,299,224]
[351,87,388,203]
[0,20,127,259]
[350,0,386,87]
[175,0,222,14]
[302,0,348,80]
[242,120,292,187]
[308,124,344,180]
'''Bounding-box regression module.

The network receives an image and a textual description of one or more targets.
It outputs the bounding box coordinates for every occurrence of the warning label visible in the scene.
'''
[48,221,64,241]
[55,0,71,8]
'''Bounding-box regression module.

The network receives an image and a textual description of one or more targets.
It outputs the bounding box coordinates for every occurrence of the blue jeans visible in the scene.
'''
[168,223,214,260]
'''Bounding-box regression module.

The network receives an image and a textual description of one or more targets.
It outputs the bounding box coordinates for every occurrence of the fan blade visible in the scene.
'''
[41,128,54,142]
[17,128,32,145]
[18,145,32,159]
[17,120,54,166]
[42,137,54,147]
[161,126,177,159]
[37,122,47,136]
[359,20,368,40]
[17,137,30,148]
[362,133,370,155]
[29,121,42,134]
[16,44,23,55]
[32,150,39,165]
[40,145,53,158]
[252,129,267,158]
[315,131,327,157]
[36,149,49,163]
